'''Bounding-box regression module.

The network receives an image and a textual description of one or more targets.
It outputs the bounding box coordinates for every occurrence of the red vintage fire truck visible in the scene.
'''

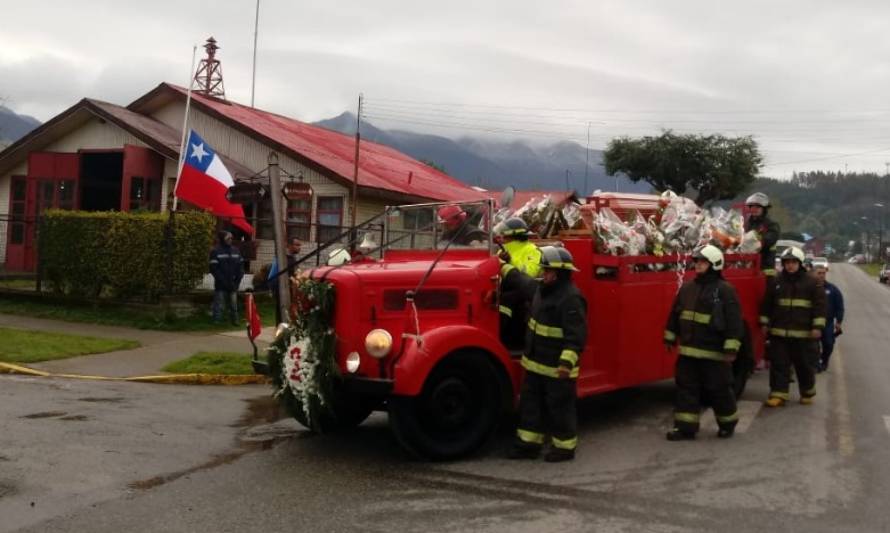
[268,193,765,459]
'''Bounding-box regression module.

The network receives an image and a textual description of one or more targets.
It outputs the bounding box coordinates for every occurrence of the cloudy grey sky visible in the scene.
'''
[2,0,890,177]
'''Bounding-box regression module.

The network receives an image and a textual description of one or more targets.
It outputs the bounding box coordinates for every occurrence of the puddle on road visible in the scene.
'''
[129,395,295,492]
[20,411,66,419]
[59,415,90,422]
[77,397,127,404]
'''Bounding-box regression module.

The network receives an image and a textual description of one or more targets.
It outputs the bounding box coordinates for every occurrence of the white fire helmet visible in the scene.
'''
[327,248,351,266]
[780,246,805,264]
[745,192,770,208]
[692,245,725,271]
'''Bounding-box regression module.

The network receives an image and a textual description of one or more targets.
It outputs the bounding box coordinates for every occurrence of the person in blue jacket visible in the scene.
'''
[209,231,244,325]
[813,265,844,372]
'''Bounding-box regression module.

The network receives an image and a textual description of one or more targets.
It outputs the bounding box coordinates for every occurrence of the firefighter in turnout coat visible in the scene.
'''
[495,217,542,350]
[761,247,827,407]
[664,245,744,440]
[508,246,587,462]
[744,192,780,278]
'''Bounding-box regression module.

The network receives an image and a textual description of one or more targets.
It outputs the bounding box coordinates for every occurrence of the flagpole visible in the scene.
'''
[173,44,198,212]
[251,0,260,107]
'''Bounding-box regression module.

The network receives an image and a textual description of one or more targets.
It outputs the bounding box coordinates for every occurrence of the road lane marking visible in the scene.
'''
[832,347,855,457]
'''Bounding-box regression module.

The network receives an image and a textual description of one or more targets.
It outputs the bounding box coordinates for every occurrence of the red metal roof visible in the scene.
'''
[160,84,490,203]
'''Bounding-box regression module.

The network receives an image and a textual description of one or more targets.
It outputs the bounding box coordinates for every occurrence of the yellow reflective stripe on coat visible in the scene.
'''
[769,328,812,339]
[551,436,577,450]
[521,356,580,378]
[723,338,741,351]
[678,345,725,361]
[559,349,579,367]
[664,330,677,342]
[674,412,700,423]
[717,411,740,423]
[777,298,813,308]
[680,310,712,324]
[528,318,564,338]
[763,268,776,276]
[517,429,545,444]
[812,317,826,327]
[499,305,513,317]
[769,391,790,400]
[759,315,770,325]
[500,263,515,277]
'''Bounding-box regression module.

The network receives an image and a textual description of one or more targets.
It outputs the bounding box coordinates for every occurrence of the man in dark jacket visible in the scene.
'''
[663,245,744,440]
[209,231,244,325]
[508,246,587,462]
[744,192,780,278]
[761,247,827,407]
[437,204,488,247]
[813,265,844,372]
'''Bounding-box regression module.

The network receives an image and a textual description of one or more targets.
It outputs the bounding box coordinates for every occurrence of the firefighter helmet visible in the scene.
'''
[692,244,725,271]
[493,217,529,238]
[539,245,579,272]
[327,248,351,266]
[780,246,805,264]
[437,204,467,226]
[745,192,770,208]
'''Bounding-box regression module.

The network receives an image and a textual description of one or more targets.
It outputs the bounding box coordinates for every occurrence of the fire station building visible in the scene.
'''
[0,82,485,273]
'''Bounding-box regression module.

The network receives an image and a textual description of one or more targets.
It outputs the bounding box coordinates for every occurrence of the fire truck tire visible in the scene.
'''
[388,350,502,460]
[288,385,377,433]
[732,327,754,399]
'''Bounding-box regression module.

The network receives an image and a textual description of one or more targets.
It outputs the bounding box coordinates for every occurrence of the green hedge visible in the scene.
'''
[39,210,215,301]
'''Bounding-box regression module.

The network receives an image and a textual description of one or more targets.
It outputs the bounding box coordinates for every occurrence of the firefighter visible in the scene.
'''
[760,247,827,407]
[744,192,780,278]
[663,245,744,441]
[508,246,587,462]
[437,204,488,247]
[494,218,542,349]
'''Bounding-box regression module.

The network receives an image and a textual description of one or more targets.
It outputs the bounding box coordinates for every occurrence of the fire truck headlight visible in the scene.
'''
[365,329,393,359]
[346,352,361,373]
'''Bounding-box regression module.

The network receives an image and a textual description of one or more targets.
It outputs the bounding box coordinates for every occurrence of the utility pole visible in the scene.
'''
[584,122,591,196]
[268,152,291,320]
[250,0,260,107]
[350,94,363,229]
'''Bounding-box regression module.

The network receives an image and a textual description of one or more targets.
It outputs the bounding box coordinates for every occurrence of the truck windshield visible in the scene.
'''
[383,200,494,251]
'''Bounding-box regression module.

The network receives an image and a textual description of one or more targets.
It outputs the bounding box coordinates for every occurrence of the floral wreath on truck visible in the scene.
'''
[267,276,338,432]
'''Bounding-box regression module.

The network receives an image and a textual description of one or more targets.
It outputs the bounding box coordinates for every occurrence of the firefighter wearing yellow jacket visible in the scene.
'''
[495,217,542,349]
[760,247,826,407]
[508,246,587,462]
[664,245,744,440]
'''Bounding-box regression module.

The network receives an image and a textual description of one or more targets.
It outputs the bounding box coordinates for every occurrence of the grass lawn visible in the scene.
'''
[162,351,259,375]
[0,279,37,290]
[0,327,140,364]
[857,263,882,278]
[0,293,277,332]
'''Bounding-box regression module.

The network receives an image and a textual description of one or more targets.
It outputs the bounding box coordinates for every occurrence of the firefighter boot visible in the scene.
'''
[666,429,696,441]
[800,396,815,405]
[717,427,735,439]
[764,397,785,408]
[544,448,575,463]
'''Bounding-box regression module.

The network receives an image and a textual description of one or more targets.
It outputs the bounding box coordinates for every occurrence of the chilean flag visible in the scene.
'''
[176,130,253,235]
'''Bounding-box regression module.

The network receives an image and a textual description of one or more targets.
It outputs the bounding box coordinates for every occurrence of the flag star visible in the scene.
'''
[191,142,208,163]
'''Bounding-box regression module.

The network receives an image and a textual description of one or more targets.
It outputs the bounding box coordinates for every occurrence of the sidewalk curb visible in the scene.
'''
[0,362,270,385]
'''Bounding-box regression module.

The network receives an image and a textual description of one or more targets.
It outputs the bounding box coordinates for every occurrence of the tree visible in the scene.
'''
[603,131,763,205]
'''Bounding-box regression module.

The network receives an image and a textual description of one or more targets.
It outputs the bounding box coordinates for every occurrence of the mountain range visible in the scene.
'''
[314,112,644,194]
[0,106,40,146]
[0,105,643,194]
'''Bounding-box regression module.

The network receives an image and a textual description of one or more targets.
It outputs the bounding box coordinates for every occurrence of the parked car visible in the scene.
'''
[880,264,890,283]
[811,257,829,270]
[848,254,866,264]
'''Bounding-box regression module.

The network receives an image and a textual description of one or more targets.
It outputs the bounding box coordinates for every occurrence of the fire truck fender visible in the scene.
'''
[392,325,519,401]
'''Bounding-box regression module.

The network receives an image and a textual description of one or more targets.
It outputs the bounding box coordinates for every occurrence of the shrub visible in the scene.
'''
[39,210,215,301]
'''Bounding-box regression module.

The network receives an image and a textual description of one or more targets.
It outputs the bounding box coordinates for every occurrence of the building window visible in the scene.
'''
[9,178,26,245]
[287,197,311,241]
[129,176,160,211]
[316,196,343,243]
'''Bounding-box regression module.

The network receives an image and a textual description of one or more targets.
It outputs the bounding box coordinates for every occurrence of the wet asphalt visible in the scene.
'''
[2,263,890,532]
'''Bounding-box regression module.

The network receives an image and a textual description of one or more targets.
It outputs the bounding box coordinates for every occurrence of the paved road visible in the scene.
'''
[3,263,890,532]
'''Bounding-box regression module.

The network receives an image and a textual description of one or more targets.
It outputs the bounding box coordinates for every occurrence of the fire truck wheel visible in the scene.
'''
[732,327,754,399]
[388,350,503,460]
[288,386,377,433]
